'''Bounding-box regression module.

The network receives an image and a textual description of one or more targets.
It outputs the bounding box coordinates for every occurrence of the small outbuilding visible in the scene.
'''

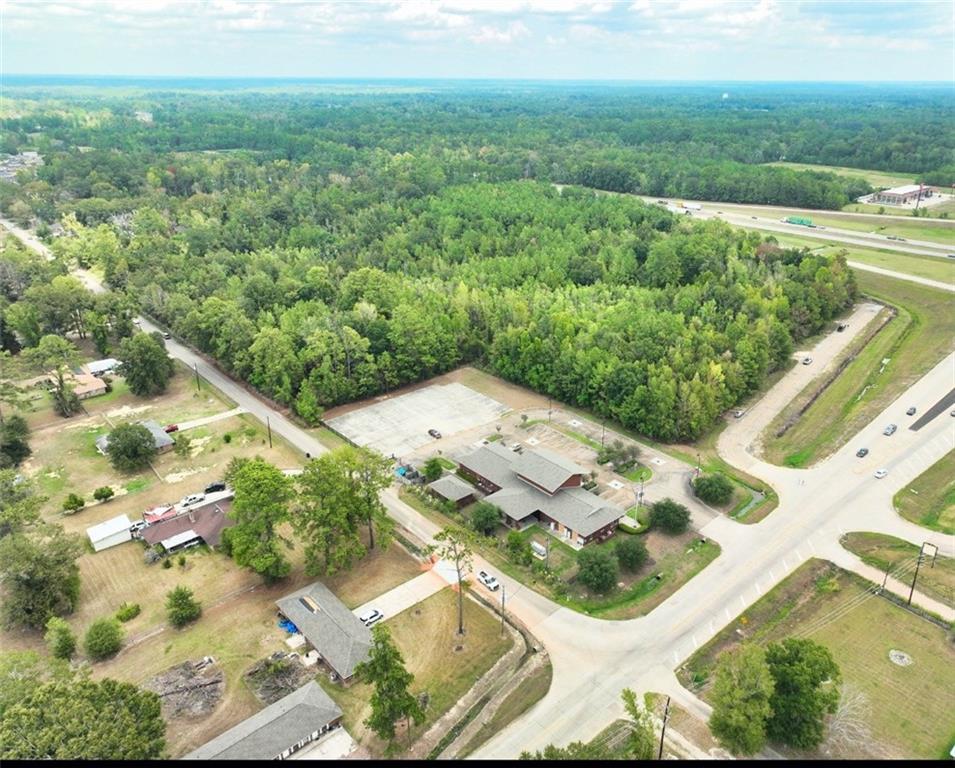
[87,513,133,552]
[84,358,122,377]
[427,474,476,508]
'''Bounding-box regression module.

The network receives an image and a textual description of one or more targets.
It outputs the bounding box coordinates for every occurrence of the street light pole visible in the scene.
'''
[658,695,671,760]
[266,416,273,449]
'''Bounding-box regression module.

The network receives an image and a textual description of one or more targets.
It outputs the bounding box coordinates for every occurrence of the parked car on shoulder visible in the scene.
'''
[477,570,500,591]
[358,608,384,627]
[883,424,897,436]
[733,409,746,419]
[181,493,205,507]
[802,356,813,365]
[163,424,179,433]
[874,468,888,479]
[204,482,227,494]
[856,447,869,458]
[906,406,917,416]
[428,428,442,439]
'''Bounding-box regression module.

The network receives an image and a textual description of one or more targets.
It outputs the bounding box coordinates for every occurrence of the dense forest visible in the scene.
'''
[4,82,937,439]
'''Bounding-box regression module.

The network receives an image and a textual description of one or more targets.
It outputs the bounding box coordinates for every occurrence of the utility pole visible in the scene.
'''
[500,583,506,637]
[266,416,273,449]
[193,362,201,393]
[548,396,552,422]
[601,418,606,447]
[908,542,938,605]
[658,695,671,760]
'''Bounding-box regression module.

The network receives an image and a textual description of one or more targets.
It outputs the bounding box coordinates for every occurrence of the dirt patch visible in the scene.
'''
[145,657,225,718]
[189,436,214,457]
[245,652,314,705]
[165,466,209,483]
[107,403,154,419]
[888,649,913,666]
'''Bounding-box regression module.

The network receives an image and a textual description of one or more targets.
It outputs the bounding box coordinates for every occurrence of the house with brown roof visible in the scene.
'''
[458,443,621,548]
[140,499,234,551]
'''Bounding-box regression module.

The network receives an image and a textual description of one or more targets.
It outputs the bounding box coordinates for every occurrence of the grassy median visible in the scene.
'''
[894,451,955,534]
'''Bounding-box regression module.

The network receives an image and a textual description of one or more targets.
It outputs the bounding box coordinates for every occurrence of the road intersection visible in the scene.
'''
[4,218,953,758]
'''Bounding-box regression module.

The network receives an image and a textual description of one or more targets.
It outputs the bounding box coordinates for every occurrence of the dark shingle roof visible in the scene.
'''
[184,681,341,760]
[428,474,476,502]
[512,447,585,494]
[276,582,371,680]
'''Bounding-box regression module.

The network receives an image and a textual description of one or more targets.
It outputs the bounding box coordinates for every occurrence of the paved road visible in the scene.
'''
[5,217,954,757]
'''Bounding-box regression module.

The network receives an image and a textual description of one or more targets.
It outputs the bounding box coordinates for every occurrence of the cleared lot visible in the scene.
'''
[326,383,509,458]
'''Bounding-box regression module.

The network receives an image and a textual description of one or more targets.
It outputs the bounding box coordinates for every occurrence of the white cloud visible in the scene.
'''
[470,20,530,44]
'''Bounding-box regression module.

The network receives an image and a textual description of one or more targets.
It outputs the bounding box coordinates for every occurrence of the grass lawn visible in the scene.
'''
[894,450,955,534]
[309,425,351,450]
[679,559,955,759]
[762,274,955,467]
[398,488,720,620]
[620,464,652,482]
[322,537,424,609]
[459,659,553,757]
[762,161,914,189]
[771,233,955,283]
[319,588,514,756]
[840,532,955,608]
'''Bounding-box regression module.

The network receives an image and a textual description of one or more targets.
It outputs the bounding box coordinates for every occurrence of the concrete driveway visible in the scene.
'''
[352,566,450,621]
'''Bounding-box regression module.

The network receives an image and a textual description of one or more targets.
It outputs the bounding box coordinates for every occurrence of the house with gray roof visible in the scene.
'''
[184,681,342,760]
[427,474,476,508]
[276,582,372,683]
[458,444,622,548]
[95,419,174,456]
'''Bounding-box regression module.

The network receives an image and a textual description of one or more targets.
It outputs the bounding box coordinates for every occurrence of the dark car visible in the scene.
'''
[906,407,917,416]
[204,482,227,494]
[856,448,869,458]
[163,424,179,433]
[428,428,442,439]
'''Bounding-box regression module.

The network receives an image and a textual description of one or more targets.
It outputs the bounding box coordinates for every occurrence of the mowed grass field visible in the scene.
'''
[319,588,514,756]
[763,161,915,189]
[680,559,955,759]
[840,532,955,608]
[761,273,955,467]
[771,233,955,283]
[894,450,955,534]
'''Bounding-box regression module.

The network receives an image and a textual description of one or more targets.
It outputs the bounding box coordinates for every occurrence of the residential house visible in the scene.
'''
[95,419,174,455]
[276,582,372,684]
[141,500,234,551]
[184,681,343,760]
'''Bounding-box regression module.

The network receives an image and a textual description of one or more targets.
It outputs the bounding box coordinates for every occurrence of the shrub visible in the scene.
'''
[422,457,443,482]
[694,473,734,505]
[45,616,76,660]
[178,554,186,568]
[470,502,500,536]
[84,617,124,660]
[223,432,232,444]
[576,547,619,594]
[162,558,172,569]
[649,498,691,535]
[615,536,649,571]
[115,602,141,622]
[92,486,114,503]
[166,585,202,628]
[62,493,85,513]
[505,530,533,566]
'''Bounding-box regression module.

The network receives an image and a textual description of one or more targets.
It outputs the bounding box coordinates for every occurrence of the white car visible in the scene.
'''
[358,608,384,627]
[874,468,888,479]
[802,356,813,365]
[477,570,500,591]
[181,493,205,507]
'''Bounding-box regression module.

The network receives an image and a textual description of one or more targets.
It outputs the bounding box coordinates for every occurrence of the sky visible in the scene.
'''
[2,0,953,81]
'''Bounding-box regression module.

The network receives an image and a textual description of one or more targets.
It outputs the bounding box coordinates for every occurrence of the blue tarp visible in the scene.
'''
[395,466,407,476]
[277,619,299,634]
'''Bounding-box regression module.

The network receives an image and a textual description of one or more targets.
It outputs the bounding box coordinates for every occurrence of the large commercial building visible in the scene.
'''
[458,443,622,548]
[872,184,931,206]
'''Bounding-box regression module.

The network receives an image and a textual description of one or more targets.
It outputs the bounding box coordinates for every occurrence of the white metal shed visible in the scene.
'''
[87,514,133,552]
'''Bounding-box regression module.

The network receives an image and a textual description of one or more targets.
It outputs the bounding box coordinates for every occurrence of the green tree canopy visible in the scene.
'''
[576,546,619,594]
[765,637,841,749]
[105,422,157,471]
[44,616,77,660]
[0,414,30,468]
[709,644,775,755]
[118,332,175,397]
[469,501,501,536]
[0,469,43,537]
[353,624,424,744]
[25,335,81,417]
[165,585,202,628]
[0,522,82,629]
[84,617,124,661]
[694,473,734,505]
[649,498,691,535]
[0,677,165,759]
[615,536,649,572]
[422,457,443,482]
[226,456,294,582]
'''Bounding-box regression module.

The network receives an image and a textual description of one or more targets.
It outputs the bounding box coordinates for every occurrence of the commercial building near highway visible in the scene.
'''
[871,184,932,206]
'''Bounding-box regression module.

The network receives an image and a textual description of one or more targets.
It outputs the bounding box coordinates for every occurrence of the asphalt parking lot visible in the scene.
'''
[326,382,510,458]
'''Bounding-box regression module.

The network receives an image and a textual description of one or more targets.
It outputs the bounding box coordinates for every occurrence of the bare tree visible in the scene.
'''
[428,526,474,636]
